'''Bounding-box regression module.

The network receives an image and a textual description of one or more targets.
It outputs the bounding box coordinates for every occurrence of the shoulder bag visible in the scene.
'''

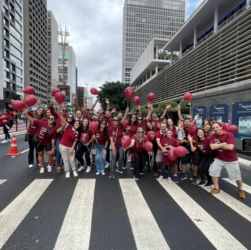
[32,126,54,148]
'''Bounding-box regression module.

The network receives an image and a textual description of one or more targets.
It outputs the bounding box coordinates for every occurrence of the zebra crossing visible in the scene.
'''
[0,176,250,250]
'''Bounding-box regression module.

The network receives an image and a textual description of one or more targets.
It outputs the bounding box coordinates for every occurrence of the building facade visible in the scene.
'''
[23,0,48,105]
[0,0,24,110]
[122,0,185,84]
[47,10,58,106]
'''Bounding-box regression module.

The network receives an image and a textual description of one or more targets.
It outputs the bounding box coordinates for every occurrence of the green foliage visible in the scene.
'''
[152,108,161,114]
[158,100,178,112]
[98,81,129,111]
[131,106,148,116]
[179,99,190,113]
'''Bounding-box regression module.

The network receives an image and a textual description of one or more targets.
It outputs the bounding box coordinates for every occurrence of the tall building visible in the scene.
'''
[0,0,24,110]
[47,10,58,106]
[122,0,185,84]
[58,45,76,104]
[76,86,89,110]
[23,0,48,105]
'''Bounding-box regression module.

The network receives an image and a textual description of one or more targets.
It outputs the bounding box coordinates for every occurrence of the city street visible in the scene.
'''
[0,134,250,250]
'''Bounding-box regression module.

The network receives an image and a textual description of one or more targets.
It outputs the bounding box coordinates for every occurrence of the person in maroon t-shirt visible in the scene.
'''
[209,123,245,199]
[0,110,11,143]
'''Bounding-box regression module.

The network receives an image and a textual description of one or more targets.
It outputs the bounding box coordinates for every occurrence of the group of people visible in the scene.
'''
[14,95,245,199]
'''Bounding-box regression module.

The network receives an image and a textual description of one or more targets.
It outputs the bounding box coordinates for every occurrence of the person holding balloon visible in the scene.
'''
[146,127,158,172]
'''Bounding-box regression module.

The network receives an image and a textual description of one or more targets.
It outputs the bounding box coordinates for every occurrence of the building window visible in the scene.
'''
[16,67,22,75]
[11,64,15,71]
[5,91,11,100]
[4,60,10,69]
[4,50,10,58]
[10,45,22,57]
[16,76,22,84]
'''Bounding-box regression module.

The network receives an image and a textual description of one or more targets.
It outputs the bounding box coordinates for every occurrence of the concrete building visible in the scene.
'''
[0,0,24,110]
[47,10,58,106]
[122,0,185,84]
[76,86,88,109]
[23,0,48,104]
[88,97,93,110]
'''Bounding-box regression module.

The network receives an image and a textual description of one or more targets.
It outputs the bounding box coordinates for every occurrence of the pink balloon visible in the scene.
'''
[225,123,230,130]
[147,131,156,142]
[25,95,37,107]
[220,122,227,130]
[168,149,178,161]
[124,87,134,99]
[90,122,99,134]
[55,92,65,104]
[12,100,26,111]
[90,88,99,95]
[121,135,131,148]
[174,146,187,157]
[227,125,238,134]
[184,93,193,101]
[52,88,60,97]
[23,86,35,95]
[134,96,140,106]
[148,93,155,102]
[144,141,153,152]
[2,120,9,125]
[81,133,90,144]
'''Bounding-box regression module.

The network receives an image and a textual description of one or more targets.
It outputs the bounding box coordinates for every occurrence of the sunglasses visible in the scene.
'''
[48,118,54,121]
[62,109,68,112]
[89,113,93,115]
[101,122,106,125]
[132,116,136,119]
[113,119,119,122]
[68,116,73,119]
[138,118,142,120]
[138,131,144,133]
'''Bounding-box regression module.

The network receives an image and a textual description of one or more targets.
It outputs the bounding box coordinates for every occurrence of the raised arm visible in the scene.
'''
[82,97,88,117]
[146,103,153,120]
[73,95,80,111]
[23,109,34,123]
[191,114,199,127]
[105,98,110,111]
[160,104,171,120]
[97,108,103,121]
[177,104,182,121]
[90,97,99,111]
[138,105,142,117]
[121,107,129,125]
[187,135,196,152]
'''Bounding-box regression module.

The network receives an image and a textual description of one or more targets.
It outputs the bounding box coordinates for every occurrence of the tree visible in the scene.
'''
[98,81,129,111]
[179,99,190,114]
[131,106,148,116]
[158,100,178,112]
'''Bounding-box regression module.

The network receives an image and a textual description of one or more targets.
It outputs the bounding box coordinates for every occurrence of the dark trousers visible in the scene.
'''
[134,151,146,178]
[198,154,214,181]
[76,143,90,166]
[147,142,158,171]
[28,134,38,165]
[4,125,10,140]
[106,141,110,163]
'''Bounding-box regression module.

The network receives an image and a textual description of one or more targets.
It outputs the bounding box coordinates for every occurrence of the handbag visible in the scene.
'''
[24,133,29,141]
[32,127,54,148]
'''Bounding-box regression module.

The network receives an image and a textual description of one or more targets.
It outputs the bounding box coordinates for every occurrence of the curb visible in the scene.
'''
[238,157,251,168]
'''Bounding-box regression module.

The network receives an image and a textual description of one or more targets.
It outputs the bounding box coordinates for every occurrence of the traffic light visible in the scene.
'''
[241,138,251,152]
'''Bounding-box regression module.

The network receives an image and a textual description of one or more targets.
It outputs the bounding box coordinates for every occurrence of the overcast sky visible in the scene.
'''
[48,0,203,101]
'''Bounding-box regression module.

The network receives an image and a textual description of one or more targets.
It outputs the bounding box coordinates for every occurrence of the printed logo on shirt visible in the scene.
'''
[214,139,223,152]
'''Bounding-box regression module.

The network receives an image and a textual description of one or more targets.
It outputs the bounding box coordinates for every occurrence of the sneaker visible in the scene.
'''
[139,171,144,175]
[47,165,52,173]
[101,172,105,175]
[29,164,33,168]
[134,176,139,181]
[210,188,220,194]
[165,166,169,172]
[45,158,48,163]
[168,177,173,184]
[180,173,187,180]
[205,181,214,187]
[157,175,163,182]
[57,167,62,173]
[116,169,123,174]
[198,180,206,186]
[173,175,179,184]
[105,162,109,169]
[77,166,85,172]
[96,172,100,175]
[192,177,197,185]
[154,171,160,177]
[109,174,115,179]
[66,171,70,178]
[86,166,91,173]
[130,167,134,171]
[1,140,8,143]
[73,170,78,177]
[122,166,127,170]
[238,190,245,199]
[40,167,44,174]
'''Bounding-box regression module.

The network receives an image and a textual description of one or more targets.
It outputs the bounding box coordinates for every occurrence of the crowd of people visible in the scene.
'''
[2,95,245,199]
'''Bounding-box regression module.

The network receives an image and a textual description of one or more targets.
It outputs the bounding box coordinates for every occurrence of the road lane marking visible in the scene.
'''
[222,178,251,194]
[160,181,246,250]
[0,180,7,186]
[120,179,170,250]
[20,149,29,154]
[54,179,95,250]
[0,179,53,249]
[202,186,251,223]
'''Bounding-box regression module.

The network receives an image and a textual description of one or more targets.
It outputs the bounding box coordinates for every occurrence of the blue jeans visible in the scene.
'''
[56,137,62,167]
[95,145,106,173]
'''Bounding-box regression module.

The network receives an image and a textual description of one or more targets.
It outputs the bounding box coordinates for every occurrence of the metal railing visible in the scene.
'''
[0,118,29,135]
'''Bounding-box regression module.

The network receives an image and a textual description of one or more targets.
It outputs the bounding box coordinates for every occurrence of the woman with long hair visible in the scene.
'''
[202,119,210,126]
[167,118,177,139]
[0,110,11,143]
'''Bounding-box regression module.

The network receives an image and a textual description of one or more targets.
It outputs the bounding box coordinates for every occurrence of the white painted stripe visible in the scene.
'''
[0,180,7,186]
[221,178,251,194]
[10,144,17,146]
[54,179,95,250]
[20,149,29,154]
[120,179,170,250]
[202,186,251,223]
[238,157,251,167]
[160,181,246,250]
[0,179,53,249]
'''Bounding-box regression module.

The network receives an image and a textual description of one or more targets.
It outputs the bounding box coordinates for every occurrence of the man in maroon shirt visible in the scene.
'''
[209,123,245,199]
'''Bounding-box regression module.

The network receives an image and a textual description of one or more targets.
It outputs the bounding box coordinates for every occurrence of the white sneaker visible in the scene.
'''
[1,140,8,143]
[96,172,100,175]
[47,165,52,172]
[77,166,85,172]
[73,170,78,177]
[105,162,109,169]
[86,166,91,173]
[157,175,163,182]
[29,164,33,168]
[168,177,173,184]
[101,172,105,175]
[40,168,44,174]
[66,171,70,178]
[8,139,11,142]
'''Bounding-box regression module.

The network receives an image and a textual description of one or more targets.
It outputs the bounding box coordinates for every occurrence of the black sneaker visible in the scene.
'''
[139,171,144,175]
[173,175,179,184]
[198,180,206,186]
[180,173,187,180]
[154,171,160,177]
[192,177,197,185]
[205,181,214,187]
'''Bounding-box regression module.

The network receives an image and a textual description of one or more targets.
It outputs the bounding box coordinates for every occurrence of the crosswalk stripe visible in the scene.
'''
[54,179,95,250]
[222,178,251,194]
[120,179,170,250]
[0,180,7,186]
[0,179,53,249]
[160,182,246,250]
[202,186,251,223]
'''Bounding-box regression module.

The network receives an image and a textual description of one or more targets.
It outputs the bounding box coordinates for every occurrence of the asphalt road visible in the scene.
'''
[0,134,250,250]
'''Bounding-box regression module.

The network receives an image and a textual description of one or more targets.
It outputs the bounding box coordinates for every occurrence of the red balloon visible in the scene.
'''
[220,122,227,131]
[144,141,153,152]
[227,125,238,134]
[2,120,9,125]
[0,117,4,122]
[134,96,140,106]
[23,86,35,95]
[90,122,99,134]
[148,93,155,102]
[225,123,230,130]
[124,87,134,99]
[55,92,65,104]
[52,88,60,97]
[25,95,37,107]
[81,133,90,144]
[174,146,187,157]
[121,135,131,148]
[90,88,99,95]
[147,131,156,142]
[184,93,193,101]
[12,100,26,111]
[168,149,178,161]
